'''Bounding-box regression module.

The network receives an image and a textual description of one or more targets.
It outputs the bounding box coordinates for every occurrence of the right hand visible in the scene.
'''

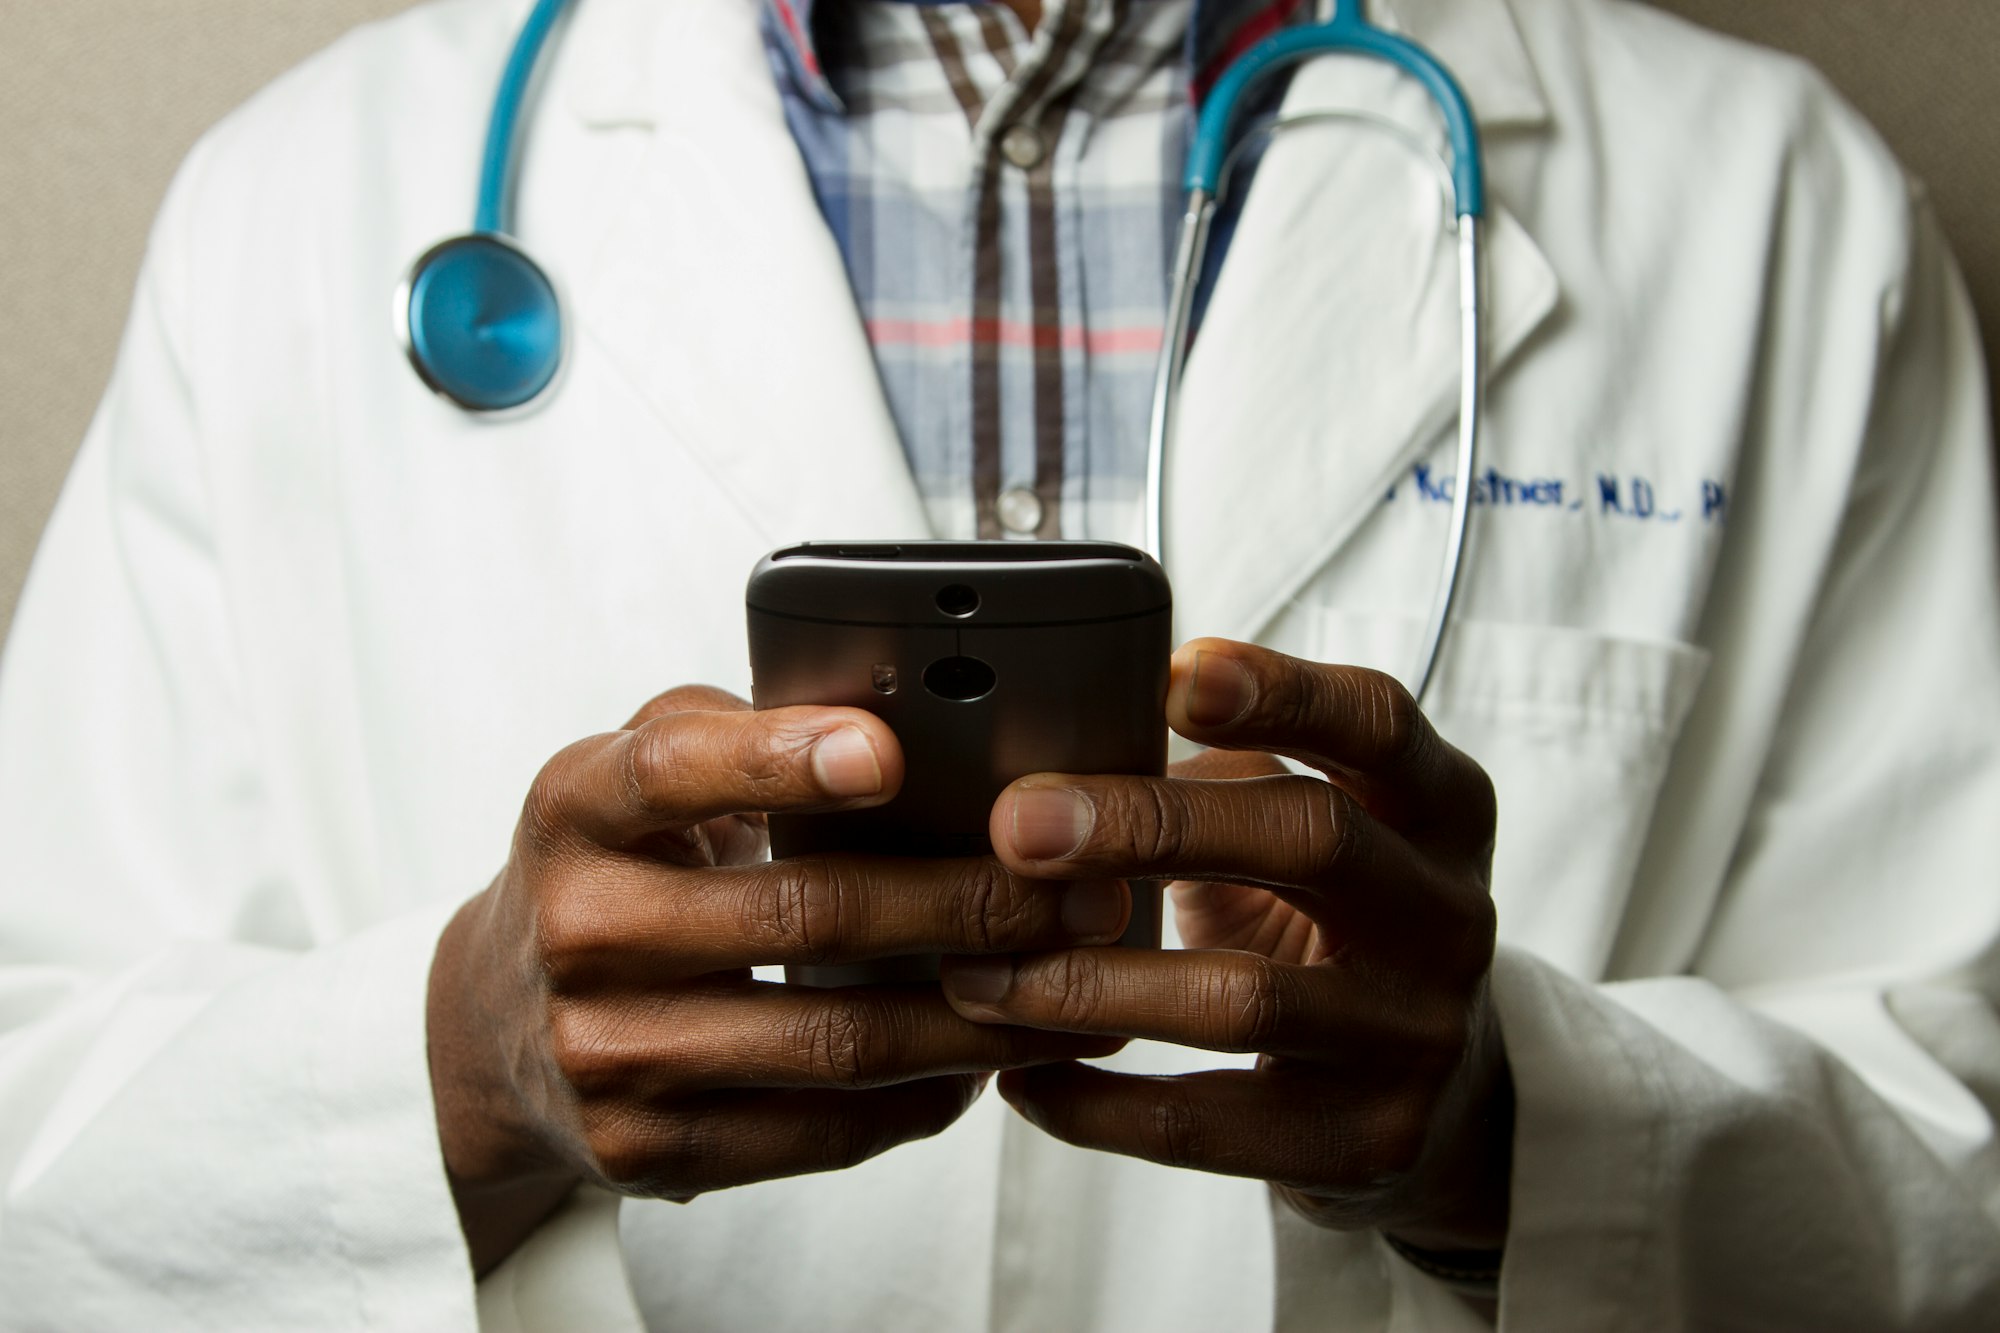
[426,686,1130,1274]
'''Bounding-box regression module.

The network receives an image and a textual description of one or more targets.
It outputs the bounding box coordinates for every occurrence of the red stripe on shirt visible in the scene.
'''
[771,0,822,79]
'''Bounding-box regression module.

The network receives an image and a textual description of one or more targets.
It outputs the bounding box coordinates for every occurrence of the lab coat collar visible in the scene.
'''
[561,0,677,129]
[564,0,1552,135]
[1381,0,1549,131]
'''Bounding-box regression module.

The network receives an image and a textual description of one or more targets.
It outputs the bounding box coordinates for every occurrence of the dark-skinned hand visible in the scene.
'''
[938,639,1512,1255]
[426,686,1126,1276]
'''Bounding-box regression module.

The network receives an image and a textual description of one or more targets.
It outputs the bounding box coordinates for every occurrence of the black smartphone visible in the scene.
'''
[746,540,1172,987]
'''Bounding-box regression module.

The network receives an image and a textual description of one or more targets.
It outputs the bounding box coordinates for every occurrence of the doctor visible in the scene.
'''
[1,0,1996,1330]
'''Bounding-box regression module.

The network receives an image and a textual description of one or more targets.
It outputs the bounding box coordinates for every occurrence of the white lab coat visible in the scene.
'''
[2,0,1996,1326]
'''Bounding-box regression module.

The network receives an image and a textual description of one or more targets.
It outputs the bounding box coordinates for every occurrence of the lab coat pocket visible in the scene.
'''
[1305,610,1712,979]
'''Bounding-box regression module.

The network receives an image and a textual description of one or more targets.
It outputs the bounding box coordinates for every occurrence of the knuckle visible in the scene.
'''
[1405,997,1476,1084]
[741,726,820,806]
[620,722,683,821]
[520,747,590,853]
[1212,956,1288,1052]
[1365,1095,1434,1185]
[842,1079,973,1168]
[959,862,1006,952]
[588,1106,700,1196]
[533,891,608,991]
[1362,672,1429,772]
[1046,951,1111,1030]
[963,861,1041,950]
[1425,876,1498,991]
[1302,781,1363,884]
[910,1075,982,1137]
[790,998,897,1089]
[1143,1089,1213,1170]
[815,1106,891,1171]
[1136,783,1189,867]
[756,857,849,965]
[548,1004,627,1093]
[1271,658,1330,739]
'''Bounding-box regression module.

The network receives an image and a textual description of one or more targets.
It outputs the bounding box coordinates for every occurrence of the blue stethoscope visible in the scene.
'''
[398,0,1487,699]
[395,0,571,413]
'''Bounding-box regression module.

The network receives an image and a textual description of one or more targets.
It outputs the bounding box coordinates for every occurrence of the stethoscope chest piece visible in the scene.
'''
[397,232,563,413]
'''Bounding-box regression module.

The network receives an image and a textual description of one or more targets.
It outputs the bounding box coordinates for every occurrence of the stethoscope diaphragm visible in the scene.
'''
[397,232,563,414]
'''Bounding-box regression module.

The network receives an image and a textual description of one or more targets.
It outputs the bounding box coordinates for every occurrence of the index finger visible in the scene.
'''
[1164,640,1491,828]
[533,705,905,850]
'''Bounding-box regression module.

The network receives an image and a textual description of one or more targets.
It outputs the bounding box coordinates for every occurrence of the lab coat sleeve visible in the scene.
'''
[0,142,478,1330]
[1485,200,2000,1324]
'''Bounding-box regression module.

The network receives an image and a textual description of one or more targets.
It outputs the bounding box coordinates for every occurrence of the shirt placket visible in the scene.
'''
[924,0,1115,539]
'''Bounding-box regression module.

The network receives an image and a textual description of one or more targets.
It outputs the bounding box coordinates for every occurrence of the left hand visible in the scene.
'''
[938,638,1511,1252]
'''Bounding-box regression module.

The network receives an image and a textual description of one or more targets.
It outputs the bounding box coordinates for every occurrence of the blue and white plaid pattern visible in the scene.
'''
[763,0,1305,542]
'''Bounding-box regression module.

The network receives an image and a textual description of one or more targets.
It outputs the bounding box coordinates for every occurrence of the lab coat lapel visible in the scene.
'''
[1171,2,1559,645]
[571,0,932,547]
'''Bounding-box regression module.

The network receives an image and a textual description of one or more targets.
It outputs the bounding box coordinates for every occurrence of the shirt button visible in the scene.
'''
[997,487,1045,535]
[999,123,1046,170]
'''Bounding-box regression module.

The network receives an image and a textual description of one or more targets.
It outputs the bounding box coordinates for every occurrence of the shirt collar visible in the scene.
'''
[762,0,1127,119]
[567,0,1551,133]
[762,0,1305,116]
[763,0,839,113]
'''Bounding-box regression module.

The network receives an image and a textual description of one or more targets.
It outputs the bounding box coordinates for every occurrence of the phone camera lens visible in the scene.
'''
[923,655,996,702]
[936,584,980,618]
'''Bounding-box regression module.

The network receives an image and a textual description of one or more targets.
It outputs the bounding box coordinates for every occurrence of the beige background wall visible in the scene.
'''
[3,0,1996,642]
[0,0,420,641]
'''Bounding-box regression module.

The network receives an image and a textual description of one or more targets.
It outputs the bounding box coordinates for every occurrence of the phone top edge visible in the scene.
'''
[746,540,1171,627]
[746,602,1170,631]
[766,539,1151,565]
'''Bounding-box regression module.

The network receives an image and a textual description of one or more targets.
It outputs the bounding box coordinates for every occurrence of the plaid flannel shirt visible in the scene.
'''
[761,0,1303,542]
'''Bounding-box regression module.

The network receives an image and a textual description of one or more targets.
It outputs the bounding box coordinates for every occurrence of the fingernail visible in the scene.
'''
[1186,651,1255,727]
[945,956,1014,1005]
[1011,787,1094,861]
[811,727,882,797]
[1060,879,1126,939]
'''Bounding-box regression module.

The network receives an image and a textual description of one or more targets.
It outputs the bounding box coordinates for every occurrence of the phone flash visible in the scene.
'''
[871,664,899,694]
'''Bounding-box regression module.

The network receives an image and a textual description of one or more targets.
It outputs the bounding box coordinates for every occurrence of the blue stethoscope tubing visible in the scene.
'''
[396,0,575,414]
[400,0,1485,698]
[1146,1,1487,702]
